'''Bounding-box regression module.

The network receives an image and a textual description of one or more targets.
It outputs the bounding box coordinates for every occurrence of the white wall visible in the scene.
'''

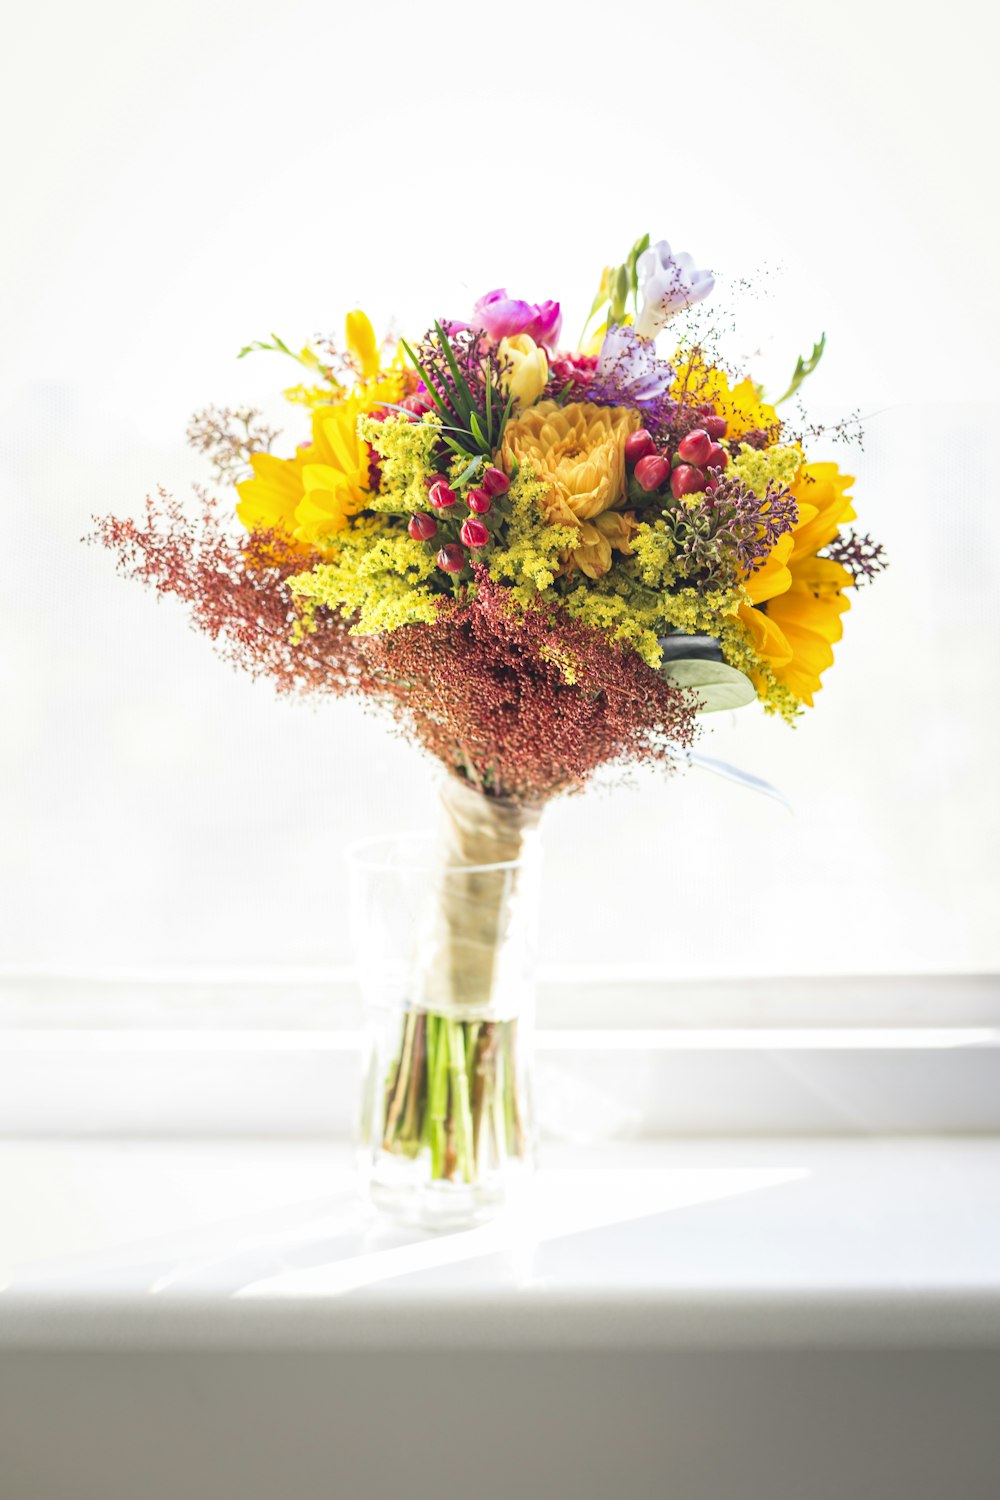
[2,0,998,978]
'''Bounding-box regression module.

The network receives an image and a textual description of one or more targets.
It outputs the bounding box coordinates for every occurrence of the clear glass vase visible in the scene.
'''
[347,778,543,1228]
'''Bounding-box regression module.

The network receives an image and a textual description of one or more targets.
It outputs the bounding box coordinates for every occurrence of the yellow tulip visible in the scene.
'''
[498,334,549,409]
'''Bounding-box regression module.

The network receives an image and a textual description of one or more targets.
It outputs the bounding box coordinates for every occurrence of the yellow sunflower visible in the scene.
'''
[766,554,854,706]
[235,311,406,555]
[671,354,779,441]
[739,461,857,707]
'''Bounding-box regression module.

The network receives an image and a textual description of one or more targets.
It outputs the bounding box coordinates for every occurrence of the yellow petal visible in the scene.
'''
[744,533,793,605]
[737,602,793,668]
[345,309,380,381]
[789,463,856,561]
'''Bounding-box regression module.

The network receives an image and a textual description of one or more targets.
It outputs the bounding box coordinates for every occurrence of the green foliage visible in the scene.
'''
[580,232,651,343]
[400,324,512,460]
[237,333,321,370]
[775,333,826,405]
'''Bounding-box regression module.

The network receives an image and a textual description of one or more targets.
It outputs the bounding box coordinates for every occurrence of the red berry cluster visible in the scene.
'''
[625,412,729,504]
[407,465,510,574]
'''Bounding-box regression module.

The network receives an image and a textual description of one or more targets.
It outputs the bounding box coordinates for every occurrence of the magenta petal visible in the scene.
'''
[473,288,508,314]
[472,289,561,344]
[473,290,525,335]
[524,299,562,351]
[482,302,535,340]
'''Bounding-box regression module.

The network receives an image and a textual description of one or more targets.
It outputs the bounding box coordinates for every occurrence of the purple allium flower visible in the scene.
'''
[594,324,674,403]
[472,289,562,351]
[635,241,714,339]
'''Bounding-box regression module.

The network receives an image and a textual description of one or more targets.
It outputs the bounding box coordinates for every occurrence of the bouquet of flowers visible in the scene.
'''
[96,234,884,1213]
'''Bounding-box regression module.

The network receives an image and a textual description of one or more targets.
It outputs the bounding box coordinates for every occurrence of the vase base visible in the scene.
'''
[364,1152,530,1230]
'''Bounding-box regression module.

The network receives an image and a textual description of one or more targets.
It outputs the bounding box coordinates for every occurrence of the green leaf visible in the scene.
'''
[775,332,827,405]
[468,411,487,451]
[498,388,517,443]
[399,340,452,425]
[578,275,613,346]
[433,321,475,422]
[626,232,650,310]
[608,264,630,326]
[658,658,757,713]
[236,333,299,363]
[453,454,484,488]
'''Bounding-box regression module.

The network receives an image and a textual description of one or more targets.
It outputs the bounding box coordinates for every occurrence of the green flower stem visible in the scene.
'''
[427,1014,450,1180]
[398,1011,426,1156]
[383,1010,416,1149]
[380,1012,526,1184]
[446,1020,475,1184]
[493,1043,508,1164]
[505,1019,525,1158]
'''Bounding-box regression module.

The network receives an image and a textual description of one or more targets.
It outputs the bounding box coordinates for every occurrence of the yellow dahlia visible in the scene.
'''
[500,400,640,579]
[573,511,637,581]
[501,401,639,523]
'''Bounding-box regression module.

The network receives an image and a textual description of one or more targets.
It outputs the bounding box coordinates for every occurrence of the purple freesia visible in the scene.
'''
[472,289,563,351]
[594,323,674,403]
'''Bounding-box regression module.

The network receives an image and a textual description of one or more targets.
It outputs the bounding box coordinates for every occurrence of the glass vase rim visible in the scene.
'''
[344,828,534,876]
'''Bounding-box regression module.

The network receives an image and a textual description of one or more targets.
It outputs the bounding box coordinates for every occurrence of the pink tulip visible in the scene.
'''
[472,289,563,351]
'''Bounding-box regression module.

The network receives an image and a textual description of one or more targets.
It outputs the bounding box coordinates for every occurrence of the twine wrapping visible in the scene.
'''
[418,775,544,1019]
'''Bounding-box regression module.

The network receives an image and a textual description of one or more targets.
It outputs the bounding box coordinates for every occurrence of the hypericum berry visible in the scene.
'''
[425,472,450,489]
[459,516,490,549]
[437,543,466,573]
[429,481,457,510]
[408,513,438,542]
[634,454,671,492]
[467,487,492,514]
[624,429,657,467]
[482,467,510,497]
[702,414,728,439]
[705,443,728,470]
[677,428,713,466]
[704,474,720,496]
[671,464,706,499]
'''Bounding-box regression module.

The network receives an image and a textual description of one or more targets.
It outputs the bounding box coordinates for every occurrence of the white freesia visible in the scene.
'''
[635,240,714,339]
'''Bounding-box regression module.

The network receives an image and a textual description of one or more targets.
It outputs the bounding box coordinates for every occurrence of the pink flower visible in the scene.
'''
[472,289,562,351]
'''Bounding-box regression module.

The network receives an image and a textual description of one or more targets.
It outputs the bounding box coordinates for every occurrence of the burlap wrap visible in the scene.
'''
[418,776,543,1018]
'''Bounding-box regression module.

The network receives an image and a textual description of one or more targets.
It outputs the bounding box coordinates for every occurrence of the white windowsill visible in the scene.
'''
[1,1137,999,1500]
[3,1136,999,1349]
